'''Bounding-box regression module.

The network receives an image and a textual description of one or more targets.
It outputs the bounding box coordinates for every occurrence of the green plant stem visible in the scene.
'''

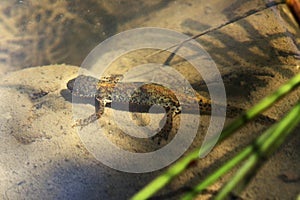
[131,73,300,200]
[180,119,277,200]
[213,101,300,200]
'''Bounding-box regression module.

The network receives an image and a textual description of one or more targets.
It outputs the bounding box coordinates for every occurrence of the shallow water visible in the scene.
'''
[0,1,299,200]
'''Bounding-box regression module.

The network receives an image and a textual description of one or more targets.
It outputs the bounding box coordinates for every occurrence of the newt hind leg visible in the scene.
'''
[151,108,177,145]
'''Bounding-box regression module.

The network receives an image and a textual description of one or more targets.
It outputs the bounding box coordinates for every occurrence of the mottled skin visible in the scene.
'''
[67,74,274,143]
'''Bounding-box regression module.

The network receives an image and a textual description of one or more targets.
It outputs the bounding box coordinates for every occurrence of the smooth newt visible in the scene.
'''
[67,74,275,144]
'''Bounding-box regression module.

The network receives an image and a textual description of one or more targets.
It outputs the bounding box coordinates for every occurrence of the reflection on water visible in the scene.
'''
[1,0,299,76]
[0,0,170,72]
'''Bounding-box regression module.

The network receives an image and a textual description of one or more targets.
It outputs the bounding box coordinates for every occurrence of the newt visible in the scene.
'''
[67,74,275,144]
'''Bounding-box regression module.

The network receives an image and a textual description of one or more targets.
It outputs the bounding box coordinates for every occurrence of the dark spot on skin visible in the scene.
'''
[35,13,41,22]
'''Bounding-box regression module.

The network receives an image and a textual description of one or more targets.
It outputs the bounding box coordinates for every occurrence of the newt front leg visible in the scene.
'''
[72,98,105,127]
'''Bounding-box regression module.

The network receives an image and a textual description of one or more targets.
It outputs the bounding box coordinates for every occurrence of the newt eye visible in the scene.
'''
[67,78,76,91]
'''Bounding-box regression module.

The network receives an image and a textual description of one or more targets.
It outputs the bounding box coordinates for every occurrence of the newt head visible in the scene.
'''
[67,75,99,98]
